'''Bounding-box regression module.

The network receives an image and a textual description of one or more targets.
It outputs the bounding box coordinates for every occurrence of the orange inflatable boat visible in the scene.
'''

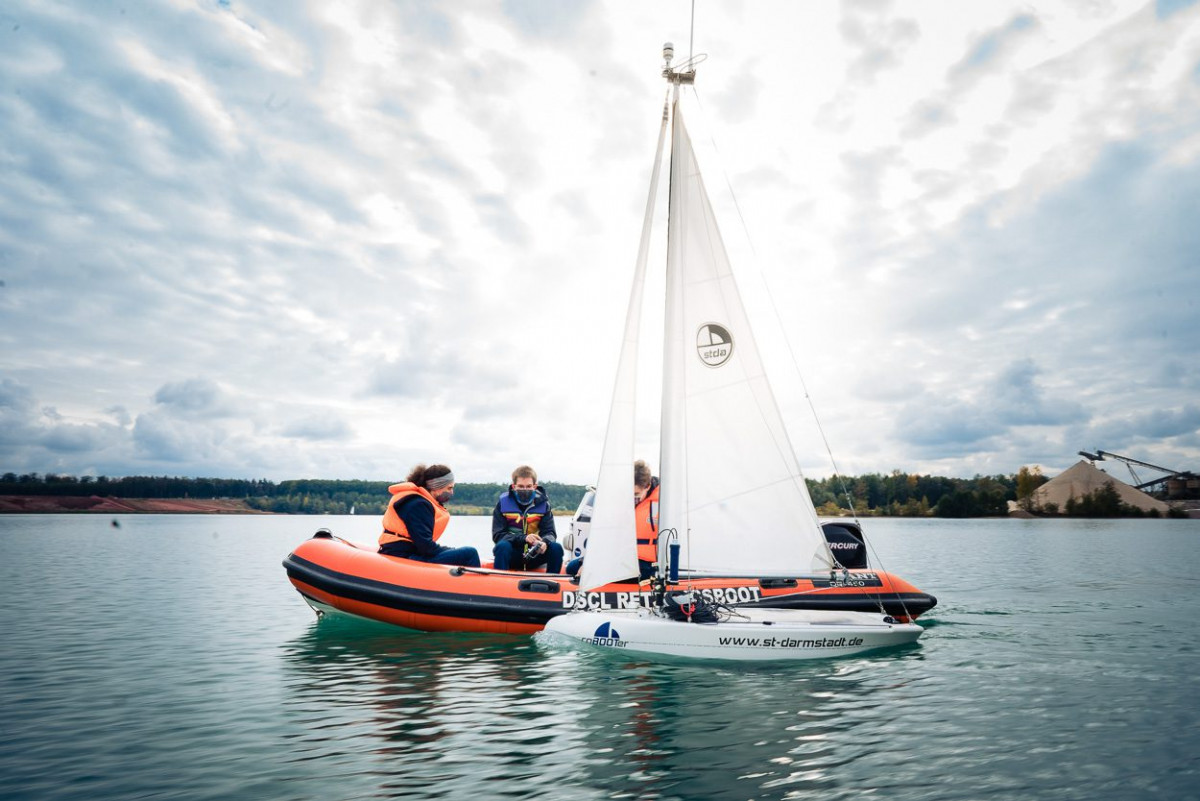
[283,526,937,635]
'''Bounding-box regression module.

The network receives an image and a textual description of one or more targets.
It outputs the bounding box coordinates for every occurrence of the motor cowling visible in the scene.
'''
[821,521,867,569]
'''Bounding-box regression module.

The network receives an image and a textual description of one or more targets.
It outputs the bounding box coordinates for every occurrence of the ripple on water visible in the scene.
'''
[4,515,1200,801]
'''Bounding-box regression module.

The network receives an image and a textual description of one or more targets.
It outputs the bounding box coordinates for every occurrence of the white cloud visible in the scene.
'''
[1,0,1199,485]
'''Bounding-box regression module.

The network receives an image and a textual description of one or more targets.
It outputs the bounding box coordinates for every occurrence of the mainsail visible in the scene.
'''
[581,76,835,592]
[660,99,832,576]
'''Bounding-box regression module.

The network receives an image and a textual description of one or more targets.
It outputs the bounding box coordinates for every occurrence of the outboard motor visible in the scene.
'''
[564,487,596,562]
[821,521,868,569]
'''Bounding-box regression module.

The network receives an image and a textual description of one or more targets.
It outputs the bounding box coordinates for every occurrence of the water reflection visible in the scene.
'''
[281,617,928,801]
[11,515,1194,800]
[281,618,578,798]
[558,651,926,799]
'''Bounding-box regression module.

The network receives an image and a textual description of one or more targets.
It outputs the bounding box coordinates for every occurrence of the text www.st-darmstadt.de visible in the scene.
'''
[716,636,866,648]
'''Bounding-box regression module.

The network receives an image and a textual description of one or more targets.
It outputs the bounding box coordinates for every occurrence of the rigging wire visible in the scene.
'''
[667,86,697,600]
[688,89,852,522]
[662,9,913,622]
[689,0,695,64]
[685,88,913,621]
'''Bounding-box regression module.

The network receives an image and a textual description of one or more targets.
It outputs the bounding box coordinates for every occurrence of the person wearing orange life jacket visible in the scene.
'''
[565,459,659,580]
[378,463,480,567]
[491,465,564,572]
[633,459,660,580]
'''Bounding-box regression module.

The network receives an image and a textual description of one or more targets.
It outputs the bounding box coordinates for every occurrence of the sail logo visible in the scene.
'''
[696,323,733,367]
[583,621,627,648]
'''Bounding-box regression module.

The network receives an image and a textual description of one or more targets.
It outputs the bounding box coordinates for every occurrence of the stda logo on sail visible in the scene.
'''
[697,323,734,367]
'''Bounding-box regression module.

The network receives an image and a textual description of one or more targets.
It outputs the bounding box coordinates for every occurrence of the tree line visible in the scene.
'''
[0,469,1173,518]
[806,471,1017,518]
[0,473,587,516]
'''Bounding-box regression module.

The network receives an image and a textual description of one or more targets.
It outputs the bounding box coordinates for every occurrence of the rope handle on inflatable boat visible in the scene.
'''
[448,566,496,576]
[447,565,567,578]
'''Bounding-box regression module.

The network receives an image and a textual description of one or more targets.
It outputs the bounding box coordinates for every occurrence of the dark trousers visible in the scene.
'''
[381,543,480,567]
[493,539,564,573]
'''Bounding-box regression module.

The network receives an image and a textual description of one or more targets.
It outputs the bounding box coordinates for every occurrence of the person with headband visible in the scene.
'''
[490,464,563,572]
[378,463,481,567]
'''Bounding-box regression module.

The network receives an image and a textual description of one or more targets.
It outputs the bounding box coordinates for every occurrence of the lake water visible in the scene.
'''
[2,513,1198,801]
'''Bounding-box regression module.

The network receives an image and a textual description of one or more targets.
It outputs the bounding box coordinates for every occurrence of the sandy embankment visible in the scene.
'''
[0,496,266,514]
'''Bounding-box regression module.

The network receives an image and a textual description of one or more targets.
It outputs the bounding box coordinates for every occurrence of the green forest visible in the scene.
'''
[1,468,1176,518]
[0,472,583,516]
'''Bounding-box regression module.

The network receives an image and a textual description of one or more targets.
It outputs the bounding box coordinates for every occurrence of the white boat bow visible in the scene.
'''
[541,606,922,661]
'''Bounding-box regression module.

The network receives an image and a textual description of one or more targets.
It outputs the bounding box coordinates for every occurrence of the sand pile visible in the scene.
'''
[1031,460,1169,514]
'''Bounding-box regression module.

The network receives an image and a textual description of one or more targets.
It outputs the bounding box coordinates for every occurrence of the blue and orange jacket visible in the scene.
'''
[491,486,558,547]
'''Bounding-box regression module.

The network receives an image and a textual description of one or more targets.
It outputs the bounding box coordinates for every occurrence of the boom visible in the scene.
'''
[1078,449,1182,491]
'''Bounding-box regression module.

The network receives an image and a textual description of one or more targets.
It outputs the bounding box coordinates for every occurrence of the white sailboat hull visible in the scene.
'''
[541,608,922,661]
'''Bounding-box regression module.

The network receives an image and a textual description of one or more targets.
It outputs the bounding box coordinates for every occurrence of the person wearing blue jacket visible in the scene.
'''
[491,465,563,572]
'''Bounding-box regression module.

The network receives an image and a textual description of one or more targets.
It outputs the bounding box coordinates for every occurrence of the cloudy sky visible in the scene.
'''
[2,0,1198,487]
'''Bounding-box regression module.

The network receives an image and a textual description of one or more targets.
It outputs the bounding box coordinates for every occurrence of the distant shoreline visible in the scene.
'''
[0,495,570,516]
[3,494,1193,518]
[0,495,272,514]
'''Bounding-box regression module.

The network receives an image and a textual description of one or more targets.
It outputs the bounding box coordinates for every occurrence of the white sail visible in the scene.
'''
[540,54,928,663]
[578,97,671,592]
[658,98,834,576]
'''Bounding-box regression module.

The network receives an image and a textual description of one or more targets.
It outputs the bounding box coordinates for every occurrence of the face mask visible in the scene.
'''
[514,488,534,505]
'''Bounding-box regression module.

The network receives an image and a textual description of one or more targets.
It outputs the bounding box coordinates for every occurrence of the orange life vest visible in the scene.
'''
[635,483,660,563]
[379,482,450,547]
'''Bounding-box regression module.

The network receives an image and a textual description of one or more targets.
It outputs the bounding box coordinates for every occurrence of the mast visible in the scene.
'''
[658,42,694,565]
[575,50,675,592]
[661,42,697,86]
